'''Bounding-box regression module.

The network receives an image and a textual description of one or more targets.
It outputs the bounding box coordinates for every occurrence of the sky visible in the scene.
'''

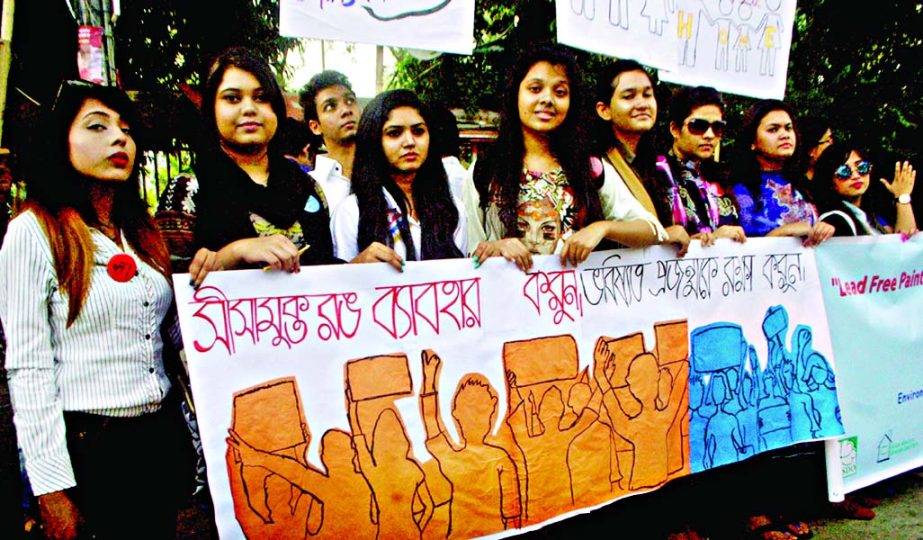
[285,39,398,99]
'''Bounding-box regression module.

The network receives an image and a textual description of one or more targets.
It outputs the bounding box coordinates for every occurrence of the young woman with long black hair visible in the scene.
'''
[730,100,834,245]
[331,89,466,270]
[465,46,664,272]
[157,47,336,285]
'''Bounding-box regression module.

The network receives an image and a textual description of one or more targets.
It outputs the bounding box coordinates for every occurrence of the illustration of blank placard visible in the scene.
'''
[503,335,578,386]
[762,305,789,340]
[232,378,306,452]
[655,320,689,366]
[604,333,645,386]
[690,323,745,373]
[346,354,413,401]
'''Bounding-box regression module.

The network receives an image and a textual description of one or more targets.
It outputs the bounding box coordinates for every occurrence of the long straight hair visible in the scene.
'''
[352,89,462,260]
[25,82,170,325]
[475,46,603,236]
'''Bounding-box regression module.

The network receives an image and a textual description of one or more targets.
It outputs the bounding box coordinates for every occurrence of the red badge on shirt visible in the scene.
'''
[107,253,137,282]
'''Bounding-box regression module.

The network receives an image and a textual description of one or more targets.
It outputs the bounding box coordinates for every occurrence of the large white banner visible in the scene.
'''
[816,236,923,501]
[175,238,843,538]
[556,0,797,99]
[279,0,475,55]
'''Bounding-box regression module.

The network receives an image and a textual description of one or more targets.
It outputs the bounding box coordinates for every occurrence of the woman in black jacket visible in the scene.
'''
[157,47,336,285]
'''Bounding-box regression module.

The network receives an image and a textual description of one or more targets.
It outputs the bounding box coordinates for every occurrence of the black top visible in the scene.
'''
[193,147,338,266]
[818,199,888,237]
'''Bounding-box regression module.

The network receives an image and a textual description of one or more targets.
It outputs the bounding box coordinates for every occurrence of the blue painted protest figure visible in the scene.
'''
[688,306,844,472]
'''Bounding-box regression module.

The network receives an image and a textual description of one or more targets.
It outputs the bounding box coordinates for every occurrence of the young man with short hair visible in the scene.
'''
[299,70,361,212]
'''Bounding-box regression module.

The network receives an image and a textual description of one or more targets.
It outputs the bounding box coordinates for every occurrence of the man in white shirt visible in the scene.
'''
[299,71,361,212]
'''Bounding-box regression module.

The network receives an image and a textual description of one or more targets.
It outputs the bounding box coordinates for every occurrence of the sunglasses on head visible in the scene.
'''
[51,79,101,111]
[685,118,726,137]
[835,161,871,180]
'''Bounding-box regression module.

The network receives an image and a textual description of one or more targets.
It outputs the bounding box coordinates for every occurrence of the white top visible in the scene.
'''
[442,155,469,202]
[0,211,177,495]
[331,187,468,262]
[461,159,667,253]
[309,154,352,214]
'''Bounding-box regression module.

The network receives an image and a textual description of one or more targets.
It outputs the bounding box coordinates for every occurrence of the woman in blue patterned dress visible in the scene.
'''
[730,100,834,244]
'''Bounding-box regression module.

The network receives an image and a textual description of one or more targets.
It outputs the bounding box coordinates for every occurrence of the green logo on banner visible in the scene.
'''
[840,436,858,478]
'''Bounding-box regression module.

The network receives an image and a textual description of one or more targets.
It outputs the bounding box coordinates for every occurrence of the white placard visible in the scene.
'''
[658,0,796,99]
[556,0,678,70]
[280,0,475,55]
[556,0,797,99]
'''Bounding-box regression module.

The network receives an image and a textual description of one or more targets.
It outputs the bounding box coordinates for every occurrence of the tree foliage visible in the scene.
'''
[115,0,301,92]
[389,0,556,112]
[785,1,922,162]
[5,1,305,157]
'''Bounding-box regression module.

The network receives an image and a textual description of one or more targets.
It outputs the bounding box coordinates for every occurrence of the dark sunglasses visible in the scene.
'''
[51,79,99,110]
[834,161,871,180]
[685,118,726,137]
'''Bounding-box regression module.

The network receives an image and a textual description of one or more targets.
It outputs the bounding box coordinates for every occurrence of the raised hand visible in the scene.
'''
[421,349,443,395]
[880,160,916,199]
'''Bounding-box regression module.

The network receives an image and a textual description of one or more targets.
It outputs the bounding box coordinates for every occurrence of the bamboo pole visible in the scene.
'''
[0,0,16,146]
[375,45,383,94]
[100,0,116,85]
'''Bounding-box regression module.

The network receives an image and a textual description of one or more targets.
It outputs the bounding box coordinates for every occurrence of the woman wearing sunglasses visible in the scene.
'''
[0,82,193,539]
[654,85,746,248]
[814,142,917,236]
[731,100,835,245]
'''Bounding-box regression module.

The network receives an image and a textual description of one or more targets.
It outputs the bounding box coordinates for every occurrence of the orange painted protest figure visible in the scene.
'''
[227,428,376,539]
[563,370,622,506]
[226,378,323,539]
[503,336,598,523]
[349,399,435,539]
[593,337,690,491]
[418,350,522,537]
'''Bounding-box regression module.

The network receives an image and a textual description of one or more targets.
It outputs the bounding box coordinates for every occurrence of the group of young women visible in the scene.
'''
[0,43,916,538]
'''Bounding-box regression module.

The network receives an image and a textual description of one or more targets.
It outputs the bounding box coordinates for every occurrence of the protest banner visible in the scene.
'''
[279,0,475,55]
[658,0,796,99]
[816,236,923,502]
[175,238,844,538]
[555,0,677,70]
[555,0,797,99]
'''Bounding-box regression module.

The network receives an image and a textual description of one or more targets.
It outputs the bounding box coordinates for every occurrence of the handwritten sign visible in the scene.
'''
[555,0,677,69]
[279,0,475,54]
[556,0,798,99]
[175,238,841,538]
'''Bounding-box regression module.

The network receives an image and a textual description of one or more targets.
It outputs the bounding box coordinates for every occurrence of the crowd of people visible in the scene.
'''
[0,43,917,539]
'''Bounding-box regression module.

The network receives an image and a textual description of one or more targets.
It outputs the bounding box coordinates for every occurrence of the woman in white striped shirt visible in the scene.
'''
[0,81,193,539]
